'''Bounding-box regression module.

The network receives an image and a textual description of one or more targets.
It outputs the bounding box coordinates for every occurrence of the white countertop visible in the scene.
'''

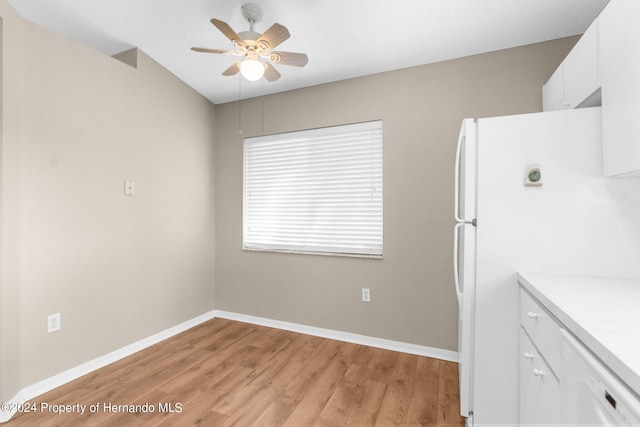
[518,272,640,396]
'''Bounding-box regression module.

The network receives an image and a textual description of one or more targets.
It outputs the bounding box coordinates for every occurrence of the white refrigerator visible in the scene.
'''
[454,107,640,426]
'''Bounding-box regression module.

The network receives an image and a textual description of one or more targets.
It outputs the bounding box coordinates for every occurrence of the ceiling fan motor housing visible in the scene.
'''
[238,30,263,42]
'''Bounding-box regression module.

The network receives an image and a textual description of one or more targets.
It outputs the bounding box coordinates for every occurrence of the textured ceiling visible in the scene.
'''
[9,0,609,104]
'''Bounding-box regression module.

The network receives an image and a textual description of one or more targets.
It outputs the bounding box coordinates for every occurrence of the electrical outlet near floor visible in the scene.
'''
[362,288,371,302]
[48,313,61,333]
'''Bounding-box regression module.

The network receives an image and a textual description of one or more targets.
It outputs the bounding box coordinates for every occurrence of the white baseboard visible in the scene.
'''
[214,310,459,363]
[1,309,458,424]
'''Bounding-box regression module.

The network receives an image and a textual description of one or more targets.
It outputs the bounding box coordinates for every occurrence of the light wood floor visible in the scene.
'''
[8,318,465,426]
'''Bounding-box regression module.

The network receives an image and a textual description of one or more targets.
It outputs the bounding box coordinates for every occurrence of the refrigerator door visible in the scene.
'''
[454,221,476,420]
[454,119,477,420]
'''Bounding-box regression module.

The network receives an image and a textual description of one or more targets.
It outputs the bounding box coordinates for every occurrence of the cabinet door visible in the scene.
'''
[599,0,640,176]
[520,290,563,376]
[563,23,599,109]
[520,328,562,425]
[542,65,564,112]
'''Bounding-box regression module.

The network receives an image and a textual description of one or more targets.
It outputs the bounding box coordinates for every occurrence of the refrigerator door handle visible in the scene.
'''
[454,133,465,223]
[453,222,464,306]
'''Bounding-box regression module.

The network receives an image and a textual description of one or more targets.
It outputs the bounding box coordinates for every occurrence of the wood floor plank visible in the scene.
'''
[354,346,400,385]
[317,364,387,426]
[7,318,465,427]
[219,384,282,427]
[405,357,441,426]
[253,394,301,427]
[281,342,362,426]
[374,352,418,426]
[406,377,440,426]
[253,337,338,426]
[436,360,465,426]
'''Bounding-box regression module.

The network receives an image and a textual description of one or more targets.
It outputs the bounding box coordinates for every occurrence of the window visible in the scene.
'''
[243,120,383,257]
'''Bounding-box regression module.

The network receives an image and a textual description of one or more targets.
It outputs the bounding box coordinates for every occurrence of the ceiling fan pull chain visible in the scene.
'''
[238,73,243,135]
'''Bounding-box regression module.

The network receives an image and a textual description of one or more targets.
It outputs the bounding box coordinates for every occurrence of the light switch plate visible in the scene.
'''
[124,179,135,195]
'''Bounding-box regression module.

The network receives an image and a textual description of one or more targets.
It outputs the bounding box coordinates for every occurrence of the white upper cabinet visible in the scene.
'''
[563,24,600,109]
[543,0,640,177]
[599,0,640,177]
[542,65,564,112]
[542,22,599,112]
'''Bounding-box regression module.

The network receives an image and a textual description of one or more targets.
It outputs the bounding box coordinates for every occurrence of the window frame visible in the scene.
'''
[242,120,383,258]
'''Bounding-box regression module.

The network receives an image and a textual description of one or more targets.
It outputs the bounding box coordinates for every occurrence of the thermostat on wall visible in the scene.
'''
[525,165,543,187]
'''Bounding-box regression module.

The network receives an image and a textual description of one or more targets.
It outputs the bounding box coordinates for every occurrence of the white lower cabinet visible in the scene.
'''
[520,329,562,424]
[518,275,640,425]
[519,289,563,425]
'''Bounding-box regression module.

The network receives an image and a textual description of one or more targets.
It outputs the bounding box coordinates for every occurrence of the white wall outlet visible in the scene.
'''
[48,313,61,333]
[362,288,371,302]
[124,179,135,196]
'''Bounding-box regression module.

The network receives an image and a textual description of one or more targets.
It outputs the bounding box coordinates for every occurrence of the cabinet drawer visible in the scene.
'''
[520,288,563,375]
[520,327,562,424]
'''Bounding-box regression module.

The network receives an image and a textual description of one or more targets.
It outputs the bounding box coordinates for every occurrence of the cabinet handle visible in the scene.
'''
[523,352,535,360]
[533,369,545,377]
[527,311,539,319]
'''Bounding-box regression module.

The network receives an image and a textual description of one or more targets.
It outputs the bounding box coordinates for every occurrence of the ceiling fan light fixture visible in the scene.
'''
[191,3,307,84]
[240,58,266,81]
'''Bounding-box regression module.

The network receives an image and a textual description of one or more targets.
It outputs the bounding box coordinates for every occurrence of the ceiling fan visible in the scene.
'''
[191,3,309,82]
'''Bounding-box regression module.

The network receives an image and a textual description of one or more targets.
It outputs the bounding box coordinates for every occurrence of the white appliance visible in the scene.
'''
[454,107,640,425]
[561,330,640,425]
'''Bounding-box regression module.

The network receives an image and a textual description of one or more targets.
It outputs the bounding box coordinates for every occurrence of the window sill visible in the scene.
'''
[242,247,383,260]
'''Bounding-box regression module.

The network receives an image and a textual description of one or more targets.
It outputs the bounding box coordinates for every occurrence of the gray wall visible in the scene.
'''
[1,0,216,401]
[1,1,24,404]
[214,37,578,351]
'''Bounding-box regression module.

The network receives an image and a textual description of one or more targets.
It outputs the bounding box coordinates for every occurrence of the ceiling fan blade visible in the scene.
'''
[211,19,243,45]
[269,51,308,67]
[257,23,290,50]
[222,62,241,76]
[264,64,281,82]
[191,47,233,55]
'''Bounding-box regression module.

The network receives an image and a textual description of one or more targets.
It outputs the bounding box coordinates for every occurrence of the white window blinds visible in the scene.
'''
[243,120,383,257]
